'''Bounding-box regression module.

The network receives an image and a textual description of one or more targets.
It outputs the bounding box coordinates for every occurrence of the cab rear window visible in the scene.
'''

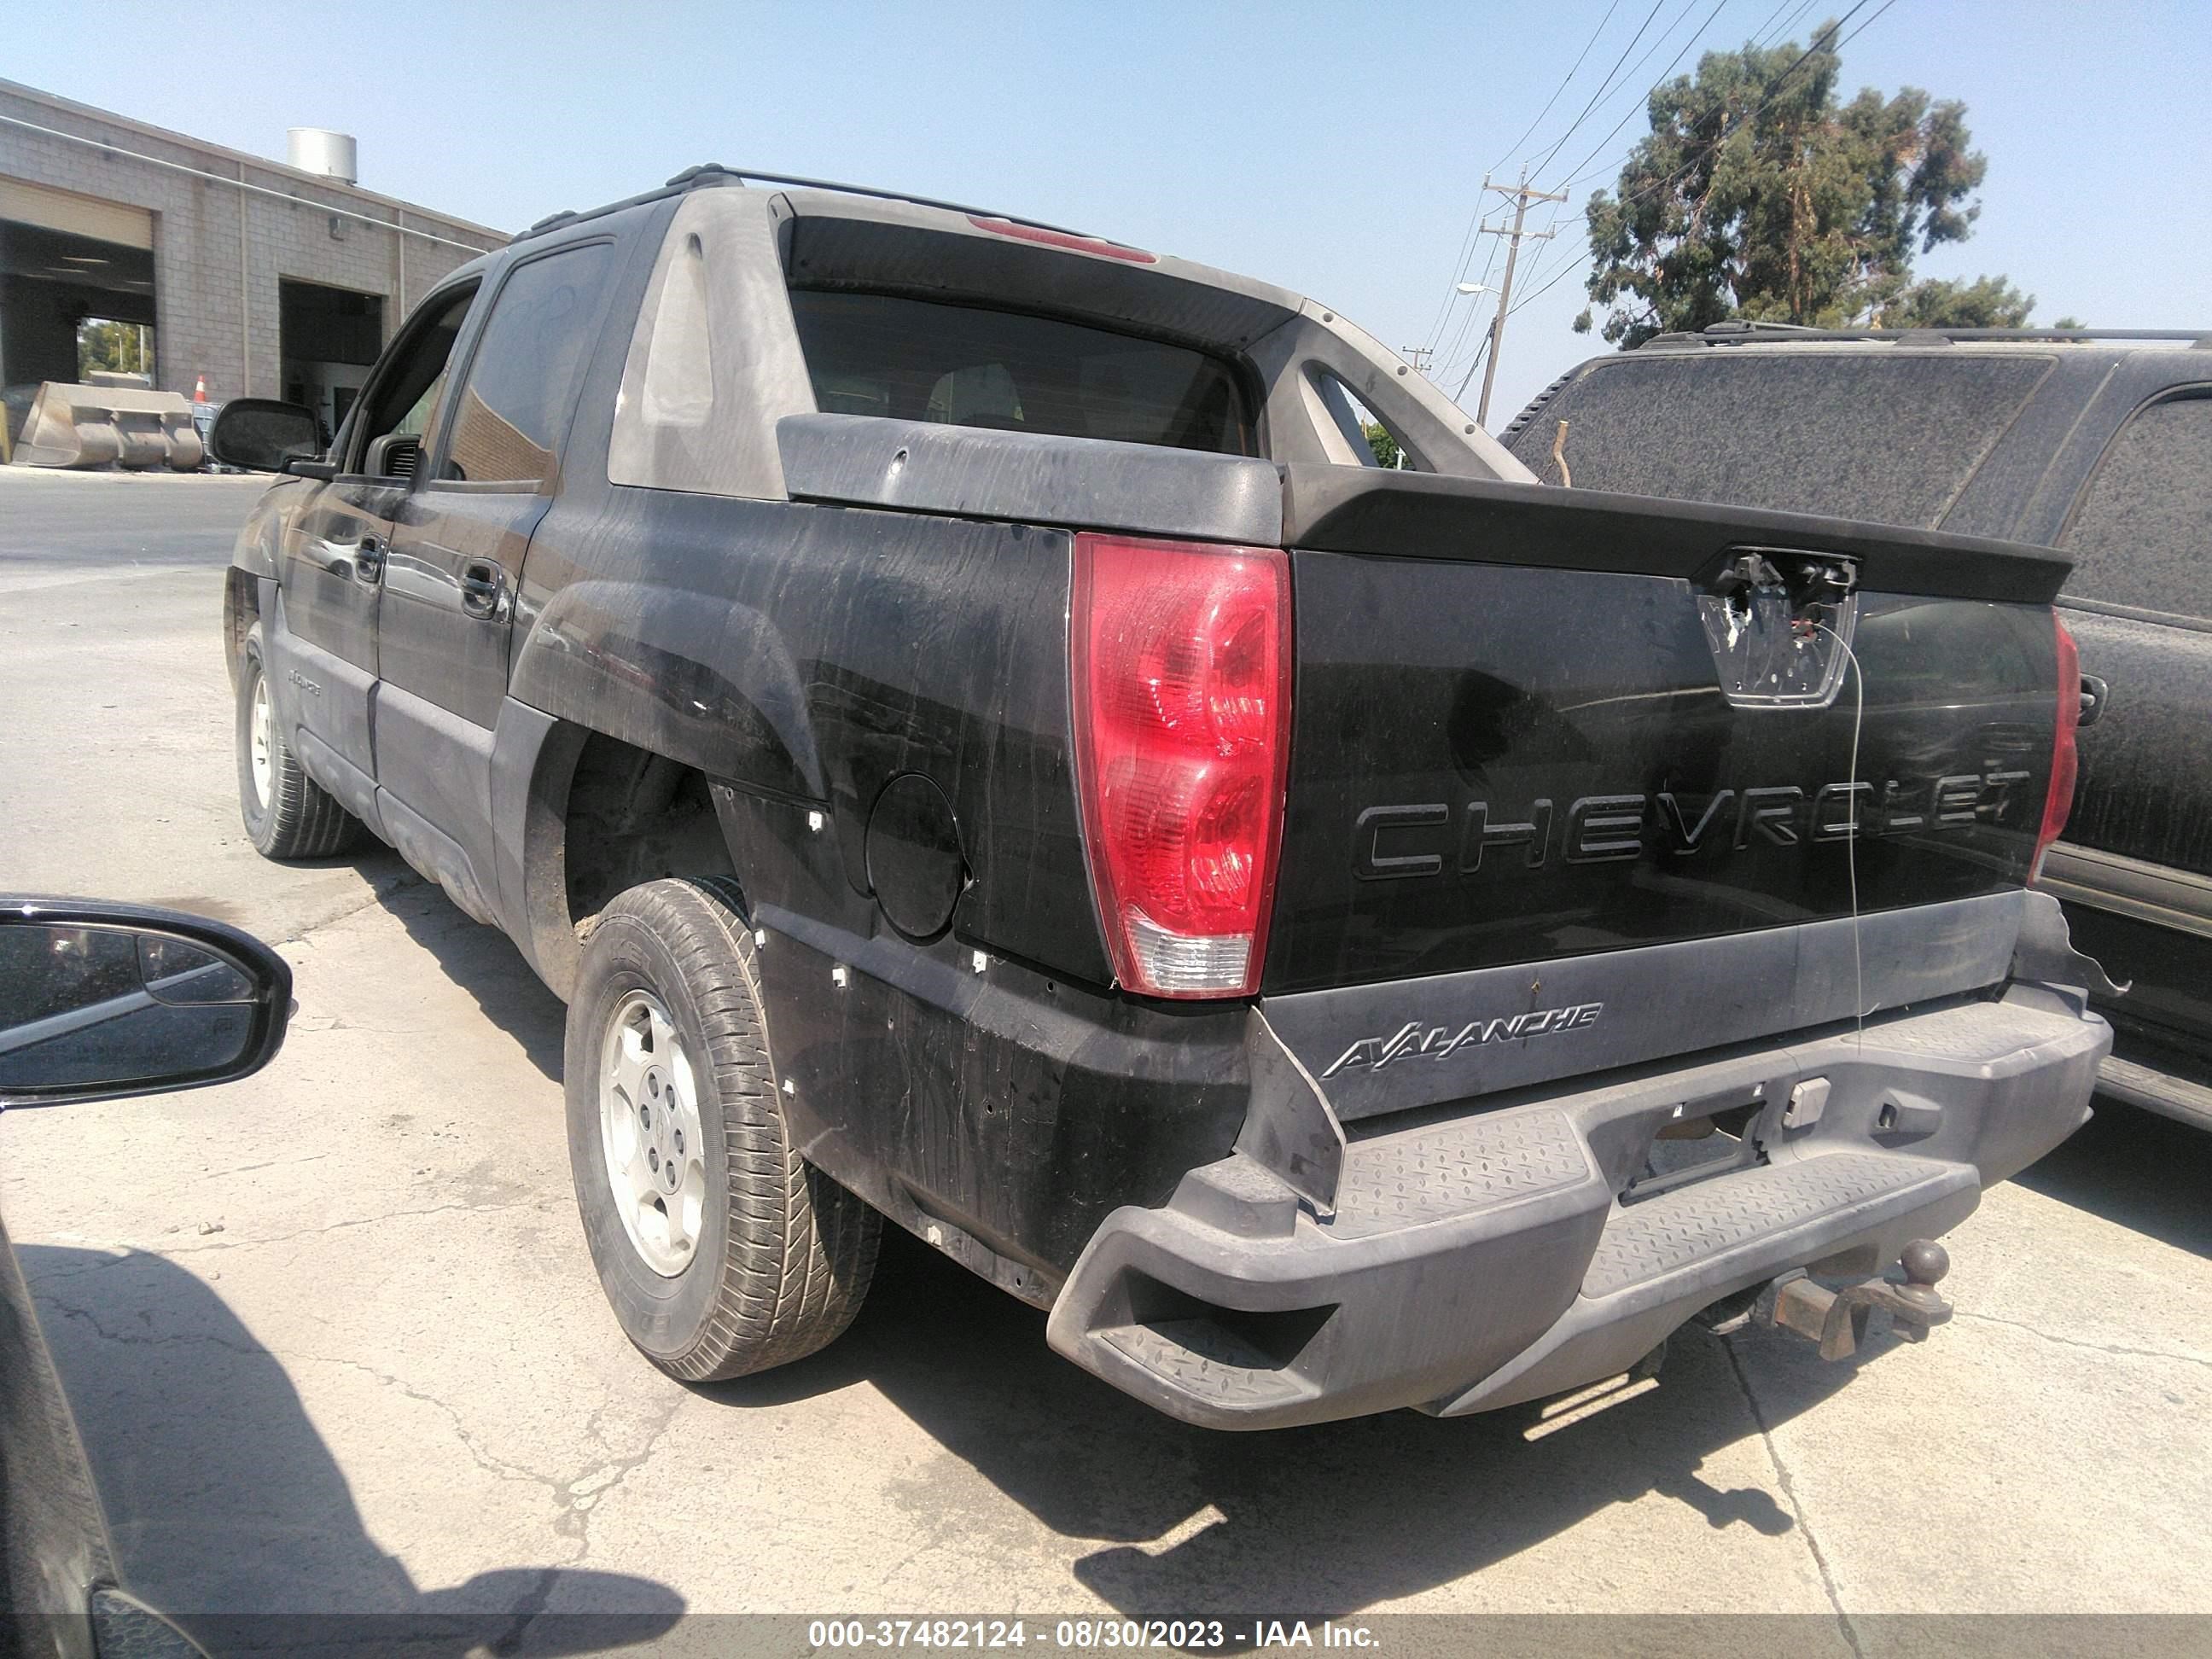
[789,289,1257,457]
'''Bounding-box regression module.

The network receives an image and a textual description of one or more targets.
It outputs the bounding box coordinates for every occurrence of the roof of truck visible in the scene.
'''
[511,163,1110,246]
[1634,322,2212,351]
[502,162,1313,322]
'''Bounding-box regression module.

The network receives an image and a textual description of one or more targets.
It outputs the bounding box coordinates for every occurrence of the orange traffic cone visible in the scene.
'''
[194,375,207,403]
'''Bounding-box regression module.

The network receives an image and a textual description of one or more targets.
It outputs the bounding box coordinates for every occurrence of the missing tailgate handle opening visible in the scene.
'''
[1710,550,1858,626]
[1700,550,1860,707]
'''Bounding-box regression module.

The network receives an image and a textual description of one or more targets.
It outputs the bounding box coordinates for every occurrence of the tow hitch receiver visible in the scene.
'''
[1756,1240,1953,1361]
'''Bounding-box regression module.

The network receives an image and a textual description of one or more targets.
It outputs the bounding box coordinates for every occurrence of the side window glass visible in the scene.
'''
[2059,393,2212,621]
[440,243,615,488]
[352,286,474,477]
[392,367,450,440]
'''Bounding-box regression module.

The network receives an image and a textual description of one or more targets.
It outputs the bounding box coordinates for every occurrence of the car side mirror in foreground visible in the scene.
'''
[0,900,292,1108]
[206,397,324,474]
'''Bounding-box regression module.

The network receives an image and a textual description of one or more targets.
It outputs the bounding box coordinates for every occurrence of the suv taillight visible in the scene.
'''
[2034,614,2082,882]
[1070,533,1291,998]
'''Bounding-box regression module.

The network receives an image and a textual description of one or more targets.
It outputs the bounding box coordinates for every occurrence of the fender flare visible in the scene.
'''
[509,579,824,802]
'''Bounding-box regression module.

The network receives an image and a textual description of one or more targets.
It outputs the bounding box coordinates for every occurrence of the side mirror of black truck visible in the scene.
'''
[207,398,330,477]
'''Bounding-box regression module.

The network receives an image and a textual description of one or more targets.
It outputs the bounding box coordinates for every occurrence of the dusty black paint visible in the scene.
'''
[510,492,1109,985]
[225,183,2098,1315]
[1282,464,2071,604]
[1266,556,2059,993]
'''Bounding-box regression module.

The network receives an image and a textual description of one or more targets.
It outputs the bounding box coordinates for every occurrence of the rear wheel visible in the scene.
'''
[565,876,879,1380]
[235,623,364,859]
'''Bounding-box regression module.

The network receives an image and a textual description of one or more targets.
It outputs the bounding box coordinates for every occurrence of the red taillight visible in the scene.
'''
[1070,533,1291,998]
[2034,614,2081,881]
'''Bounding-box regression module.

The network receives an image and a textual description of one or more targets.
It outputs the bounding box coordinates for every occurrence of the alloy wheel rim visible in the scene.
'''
[249,675,273,808]
[597,989,707,1276]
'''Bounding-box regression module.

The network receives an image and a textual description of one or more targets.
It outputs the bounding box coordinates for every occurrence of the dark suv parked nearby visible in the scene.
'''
[1507,326,2211,1132]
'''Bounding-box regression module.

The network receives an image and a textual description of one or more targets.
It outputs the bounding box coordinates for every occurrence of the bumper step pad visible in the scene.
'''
[1582,1151,1955,1299]
[1097,1322,1313,1409]
[1327,1107,1591,1239]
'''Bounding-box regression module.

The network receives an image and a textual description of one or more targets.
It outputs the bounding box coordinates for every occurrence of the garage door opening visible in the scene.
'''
[280,278,383,440]
[0,213,157,451]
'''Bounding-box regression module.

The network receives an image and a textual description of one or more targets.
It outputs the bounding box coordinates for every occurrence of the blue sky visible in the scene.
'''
[10,0,2208,422]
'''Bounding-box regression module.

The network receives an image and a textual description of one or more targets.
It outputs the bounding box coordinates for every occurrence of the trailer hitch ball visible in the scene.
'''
[1896,1239,1951,1313]
[1757,1239,1955,1362]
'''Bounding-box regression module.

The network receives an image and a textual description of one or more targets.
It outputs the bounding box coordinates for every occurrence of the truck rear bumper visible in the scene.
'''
[1045,987,2107,1429]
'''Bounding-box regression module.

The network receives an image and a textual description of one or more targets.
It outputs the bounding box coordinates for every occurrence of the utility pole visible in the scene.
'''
[1459,171,1568,428]
[1402,345,1435,375]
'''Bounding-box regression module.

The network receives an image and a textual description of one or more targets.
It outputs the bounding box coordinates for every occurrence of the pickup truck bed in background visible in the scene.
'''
[212,173,2108,1429]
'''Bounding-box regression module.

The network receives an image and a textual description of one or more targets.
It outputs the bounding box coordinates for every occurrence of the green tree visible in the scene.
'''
[1576,20,2020,346]
[1363,422,1403,469]
[1888,274,2035,328]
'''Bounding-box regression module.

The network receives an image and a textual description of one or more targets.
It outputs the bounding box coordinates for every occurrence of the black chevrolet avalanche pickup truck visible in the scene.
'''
[209,171,2109,1429]
[1508,325,2210,1139]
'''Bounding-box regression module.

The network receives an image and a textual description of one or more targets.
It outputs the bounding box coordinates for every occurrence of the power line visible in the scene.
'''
[1522,0,1675,180]
[1430,227,1507,384]
[1505,0,1901,324]
[1755,0,1820,48]
[1451,0,1728,358]
[1423,189,1493,351]
[1431,0,1651,349]
[1512,0,1883,274]
[1429,0,1708,358]
[1456,174,1569,425]
[1743,0,1803,45]
[1557,0,1737,191]
[1487,0,1627,177]
[1487,195,1574,319]
[1834,0,1901,49]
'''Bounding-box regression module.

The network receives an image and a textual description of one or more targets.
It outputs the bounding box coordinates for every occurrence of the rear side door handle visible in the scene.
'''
[459,559,509,620]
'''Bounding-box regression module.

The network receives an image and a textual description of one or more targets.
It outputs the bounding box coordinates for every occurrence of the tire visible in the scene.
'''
[236,622,365,859]
[565,876,880,1380]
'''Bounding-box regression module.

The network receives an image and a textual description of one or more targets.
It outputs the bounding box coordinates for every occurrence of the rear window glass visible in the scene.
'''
[2058,393,2212,620]
[788,290,1257,456]
[1503,353,2051,528]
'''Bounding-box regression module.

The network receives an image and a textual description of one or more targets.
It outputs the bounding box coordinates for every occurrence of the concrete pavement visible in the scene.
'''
[1,467,2206,1644]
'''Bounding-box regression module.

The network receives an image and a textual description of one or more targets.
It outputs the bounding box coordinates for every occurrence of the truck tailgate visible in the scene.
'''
[1261,467,2075,1114]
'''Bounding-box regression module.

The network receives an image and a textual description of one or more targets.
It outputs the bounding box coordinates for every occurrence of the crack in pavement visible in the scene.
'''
[1723,1336,1864,1657]
[203,1152,330,1179]
[1952,1309,2212,1371]
[41,1286,693,1574]
[32,1289,270,1358]
[558,1390,688,1562]
[300,1353,570,1496]
[22,1198,557,1282]
[295,1354,690,1570]
[32,1281,677,1561]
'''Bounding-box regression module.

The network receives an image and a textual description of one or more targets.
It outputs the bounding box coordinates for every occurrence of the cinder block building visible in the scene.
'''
[0,79,504,437]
